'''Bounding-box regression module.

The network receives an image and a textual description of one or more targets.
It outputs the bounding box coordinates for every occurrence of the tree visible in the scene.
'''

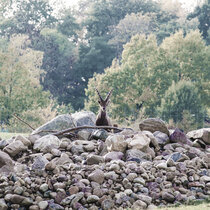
[85,30,210,122]
[187,0,210,41]
[158,80,205,128]
[0,0,57,38]
[0,35,51,124]
[33,28,77,106]
[161,30,210,106]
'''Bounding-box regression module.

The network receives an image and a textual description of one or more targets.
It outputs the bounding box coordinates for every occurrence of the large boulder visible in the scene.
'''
[3,140,27,157]
[127,132,150,152]
[105,134,127,152]
[187,128,210,145]
[71,111,96,126]
[170,128,193,145]
[32,114,76,136]
[33,135,61,152]
[126,149,151,163]
[139,118,169,136]
[0,151,14,174]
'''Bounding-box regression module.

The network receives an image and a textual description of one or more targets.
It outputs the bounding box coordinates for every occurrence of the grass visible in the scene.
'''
[159,199,210,210]
[159,203,210,210]
[0,132,29,139]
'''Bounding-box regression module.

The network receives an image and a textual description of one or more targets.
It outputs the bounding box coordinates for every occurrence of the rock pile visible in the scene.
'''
[0,112,210,210]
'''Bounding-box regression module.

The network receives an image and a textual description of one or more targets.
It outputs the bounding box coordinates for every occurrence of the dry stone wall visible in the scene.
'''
[0,113,210,210]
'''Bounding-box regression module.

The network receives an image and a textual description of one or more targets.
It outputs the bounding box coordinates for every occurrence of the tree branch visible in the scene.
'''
[13,114,35,130]
[52,125,123,136]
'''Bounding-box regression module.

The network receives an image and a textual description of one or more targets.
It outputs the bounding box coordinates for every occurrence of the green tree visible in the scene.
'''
[158,80,205,128]
[85,30,210,122]
[0,0,57,38]
[33,28,77,106]
[0,35,51,124]
[187,0,210,41]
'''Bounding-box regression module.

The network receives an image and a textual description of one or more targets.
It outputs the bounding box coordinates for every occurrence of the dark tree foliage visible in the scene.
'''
[0,0,57,38]
[188,0,210,40]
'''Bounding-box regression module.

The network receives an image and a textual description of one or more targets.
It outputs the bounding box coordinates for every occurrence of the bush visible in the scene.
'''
[158,80,205,129]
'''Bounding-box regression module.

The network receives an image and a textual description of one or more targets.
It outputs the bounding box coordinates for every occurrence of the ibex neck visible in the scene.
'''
[100,109,106,116]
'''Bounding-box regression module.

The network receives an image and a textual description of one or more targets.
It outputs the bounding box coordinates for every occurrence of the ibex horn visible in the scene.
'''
[105,89,113,102]
[95,88,103,101]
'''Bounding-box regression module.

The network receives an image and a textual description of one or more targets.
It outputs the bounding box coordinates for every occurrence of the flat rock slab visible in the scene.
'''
[32,114,76,136]
[187,128,210,144]
[71,111,96,126]
[139,118,169,136]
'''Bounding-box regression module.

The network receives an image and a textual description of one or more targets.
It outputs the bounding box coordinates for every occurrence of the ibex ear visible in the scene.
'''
[98,100,101,104]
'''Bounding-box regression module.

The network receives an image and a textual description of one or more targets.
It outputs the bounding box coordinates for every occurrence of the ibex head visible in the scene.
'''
[95,88,113,112]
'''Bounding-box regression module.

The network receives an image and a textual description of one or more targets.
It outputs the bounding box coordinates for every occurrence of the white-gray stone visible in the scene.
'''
[3,140,27,157]
[33,135,61,152]
[32,114,76,136]
[72,111,96,126]
[105,134,127,152]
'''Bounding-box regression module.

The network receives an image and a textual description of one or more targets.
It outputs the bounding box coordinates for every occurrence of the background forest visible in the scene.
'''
[0,0,209,132]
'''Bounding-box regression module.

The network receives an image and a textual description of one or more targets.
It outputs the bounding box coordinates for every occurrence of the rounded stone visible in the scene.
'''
[38,201,48,210]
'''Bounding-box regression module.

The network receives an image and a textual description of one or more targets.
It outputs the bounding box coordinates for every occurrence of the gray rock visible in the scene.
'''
[0,150,14,174]
[153,131,170,146]
[72,140,95,153]
[70,192,84,208]
[0,140,8,149]
[132,200,147,209]
[77,130,91,140]
[87,195,99,203]
[187,128,210,145]
[40,183,49,192]
[170,128,192,145]
[88,169,104,184]
[139,118,169,136]
[156,162,167,169]
[53,153,72,165]
[14,186,23,195]
[91,129,109,140]
[38,201,48,210]
[101,199,114,210]
[15,135,31,147]
[169,152,189,162]
[32,114,76,136]
[105,134,127,152]
[33,135,61,152]
[162,191,175,203]
[10,194,25,204]
[86,155,104,165]
[51,148,61,157]
[127,132,150,152]
[104,151,124,162]
[3,140,27,157]
[138,194,152,205]
[32,155,49,171]
[72,111,96,126]
[143,130,160,151]
[0,199,7,210]
[45,161,56,171]
[126,149,150,163]
[48,199,64,210]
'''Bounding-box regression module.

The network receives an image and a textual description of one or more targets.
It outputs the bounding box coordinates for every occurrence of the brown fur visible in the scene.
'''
[95,89,112,126]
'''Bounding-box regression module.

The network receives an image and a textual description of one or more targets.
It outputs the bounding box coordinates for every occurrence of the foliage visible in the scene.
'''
[158,80,205,128]
[161,30,210,106]
[33,28,77,105]
[187,0,210,41]
[0,0,57,38]
[0,35,51,124]
[85,30,210,124]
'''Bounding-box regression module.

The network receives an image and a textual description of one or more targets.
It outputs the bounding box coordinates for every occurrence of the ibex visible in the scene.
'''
[95,88,113,126]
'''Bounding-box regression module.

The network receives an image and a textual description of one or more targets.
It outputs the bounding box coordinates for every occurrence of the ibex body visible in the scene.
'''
[95,88,112,126]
